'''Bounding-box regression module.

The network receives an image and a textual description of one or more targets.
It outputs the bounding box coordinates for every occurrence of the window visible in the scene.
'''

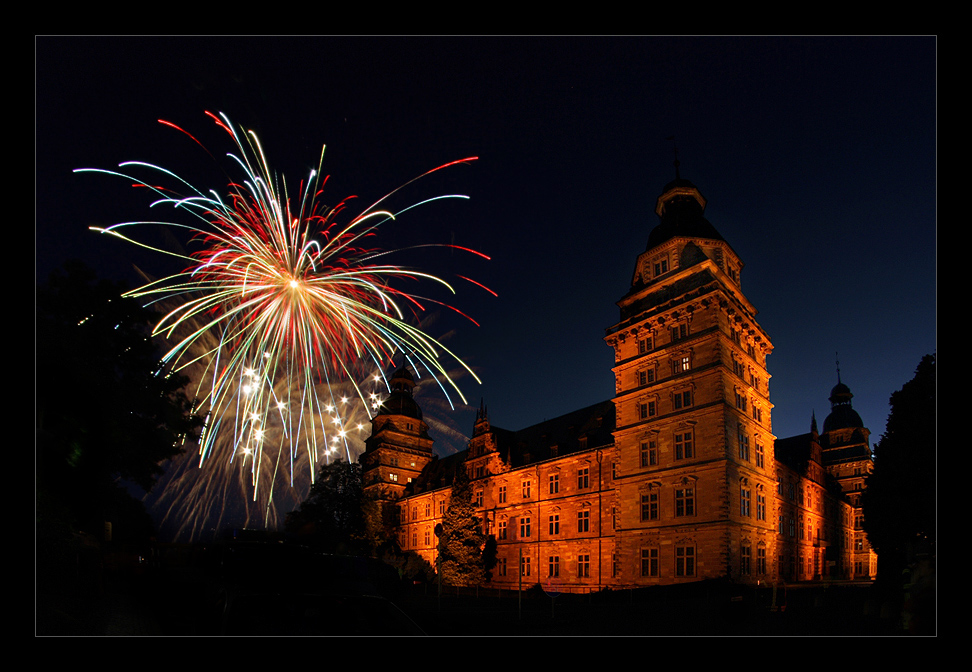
[613,554,621,578]
[475,465,485,478]
[757,491,766,521]
[671,323,687,342]
[520,516,531,538]
[675,486,695,517]
[738,429,750,462]
[578,467,590,489]
[390,473,398,482]
[439,500,446,515]
[641,548,659,577]
[778,514,785,535]
[755,442,765,468]
[732,358,745,377]
[425,502,431,517]
[548,514,560,535]
[675,431,694,460]
[497,558,507,577]
[424,529,431,546]
[654,259,669,277]
[641,441,658,467]
[548,556,560,578]
[673,390,692,409]
[672,355,691,375]
[578,554,590,578]
[741,545,751,575]
[498,485,507,504]
[498,520,507,540]
[731,327,742,346]
[638,370,648,386]
[522,480,532,499]
[412,531,417,547]
[549,473,559,494]
[638,337,652,355]
[475,490,483,508]
[741,486,751,517]
[752,405,762,423]
[400,508,407,523]
[639,401,655,419]
[757,547,766,575]
[520,556,531,577]
[641,492,659,521]
[412,507,417,521]
[676,546,696,577]
[578,509,590,533]
[735,391,747,411]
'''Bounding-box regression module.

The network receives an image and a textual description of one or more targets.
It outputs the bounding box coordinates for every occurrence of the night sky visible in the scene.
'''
[37,36,936,462]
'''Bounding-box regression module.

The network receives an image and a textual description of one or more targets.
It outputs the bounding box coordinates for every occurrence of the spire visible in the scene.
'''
[811,410,818,434]
[836,352,841,385]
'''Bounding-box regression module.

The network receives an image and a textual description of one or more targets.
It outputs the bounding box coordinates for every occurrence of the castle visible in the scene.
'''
[360,170,877,589]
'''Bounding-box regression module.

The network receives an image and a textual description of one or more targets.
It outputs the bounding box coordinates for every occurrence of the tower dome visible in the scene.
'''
[379,364,423,420]
[823,375,864,432]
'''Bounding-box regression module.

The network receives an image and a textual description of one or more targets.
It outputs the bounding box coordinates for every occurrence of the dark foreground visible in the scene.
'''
[37,543,930,637]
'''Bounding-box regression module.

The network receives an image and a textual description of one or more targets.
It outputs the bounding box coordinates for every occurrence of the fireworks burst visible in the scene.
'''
[76,112,489,530]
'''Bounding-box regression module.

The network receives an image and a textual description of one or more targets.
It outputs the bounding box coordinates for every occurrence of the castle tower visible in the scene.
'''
[819,365,876,578]
[360,364,435,501]
[605,169,776,583]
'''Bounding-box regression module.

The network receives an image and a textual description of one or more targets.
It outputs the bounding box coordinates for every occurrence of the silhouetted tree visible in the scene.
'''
[439,457,485,586]
[862,354,936,581]
[286,460,372,554]
[36,260,199,542]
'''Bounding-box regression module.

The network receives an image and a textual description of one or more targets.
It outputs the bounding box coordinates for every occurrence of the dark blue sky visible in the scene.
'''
[37,36,936,457]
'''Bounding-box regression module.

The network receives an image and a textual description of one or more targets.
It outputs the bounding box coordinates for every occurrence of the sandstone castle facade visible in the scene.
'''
[360,170,877,590]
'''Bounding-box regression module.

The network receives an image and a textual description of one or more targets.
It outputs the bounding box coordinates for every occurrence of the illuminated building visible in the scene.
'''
[362,168,875,588]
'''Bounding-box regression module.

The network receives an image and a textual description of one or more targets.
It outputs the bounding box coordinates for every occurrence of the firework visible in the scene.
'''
[76,112,488,525]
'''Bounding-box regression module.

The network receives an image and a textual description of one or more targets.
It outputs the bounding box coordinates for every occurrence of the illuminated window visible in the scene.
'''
[672,355,691,374]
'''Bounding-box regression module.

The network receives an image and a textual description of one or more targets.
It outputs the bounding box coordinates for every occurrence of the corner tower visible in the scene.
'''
[360,365,435,502]
[605,168,776,584]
